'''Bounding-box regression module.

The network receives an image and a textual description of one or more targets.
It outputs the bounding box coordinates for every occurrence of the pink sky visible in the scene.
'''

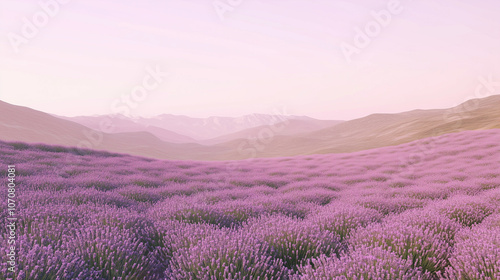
[1,0,499,120]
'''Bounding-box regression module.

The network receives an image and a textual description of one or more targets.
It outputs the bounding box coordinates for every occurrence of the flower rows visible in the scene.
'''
[0,129,499,279]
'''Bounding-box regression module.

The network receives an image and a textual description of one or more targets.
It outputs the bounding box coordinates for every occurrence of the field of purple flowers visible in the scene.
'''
[1,129,499,279]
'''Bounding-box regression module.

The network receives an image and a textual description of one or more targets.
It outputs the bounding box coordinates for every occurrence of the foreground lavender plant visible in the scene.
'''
[168,230,287,279]
[297,246,423,280]
[445,214,500,279]
[350,220,453,276]
[244,215,343,270]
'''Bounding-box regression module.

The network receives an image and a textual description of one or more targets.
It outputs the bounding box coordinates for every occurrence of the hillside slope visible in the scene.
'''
[1,95,499,160]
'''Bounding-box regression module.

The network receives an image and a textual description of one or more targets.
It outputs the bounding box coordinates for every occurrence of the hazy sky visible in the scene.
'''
[1,0,499,120]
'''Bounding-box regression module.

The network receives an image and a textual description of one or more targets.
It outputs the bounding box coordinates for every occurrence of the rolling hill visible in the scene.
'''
[0,101,223,160]
[62,114,336,143]
[214,95,500,159]
[57,115,198,144]
[1,95,499,160]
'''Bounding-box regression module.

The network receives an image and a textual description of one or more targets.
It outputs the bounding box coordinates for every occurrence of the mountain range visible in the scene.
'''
[1,95,499,160]
[58,114,340,144]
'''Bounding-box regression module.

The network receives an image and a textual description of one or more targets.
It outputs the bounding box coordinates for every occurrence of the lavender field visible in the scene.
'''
[1,129,499,280]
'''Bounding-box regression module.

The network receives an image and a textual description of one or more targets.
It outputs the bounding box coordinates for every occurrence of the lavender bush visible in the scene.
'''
[445,214,500,279]
[296,246,423,280]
